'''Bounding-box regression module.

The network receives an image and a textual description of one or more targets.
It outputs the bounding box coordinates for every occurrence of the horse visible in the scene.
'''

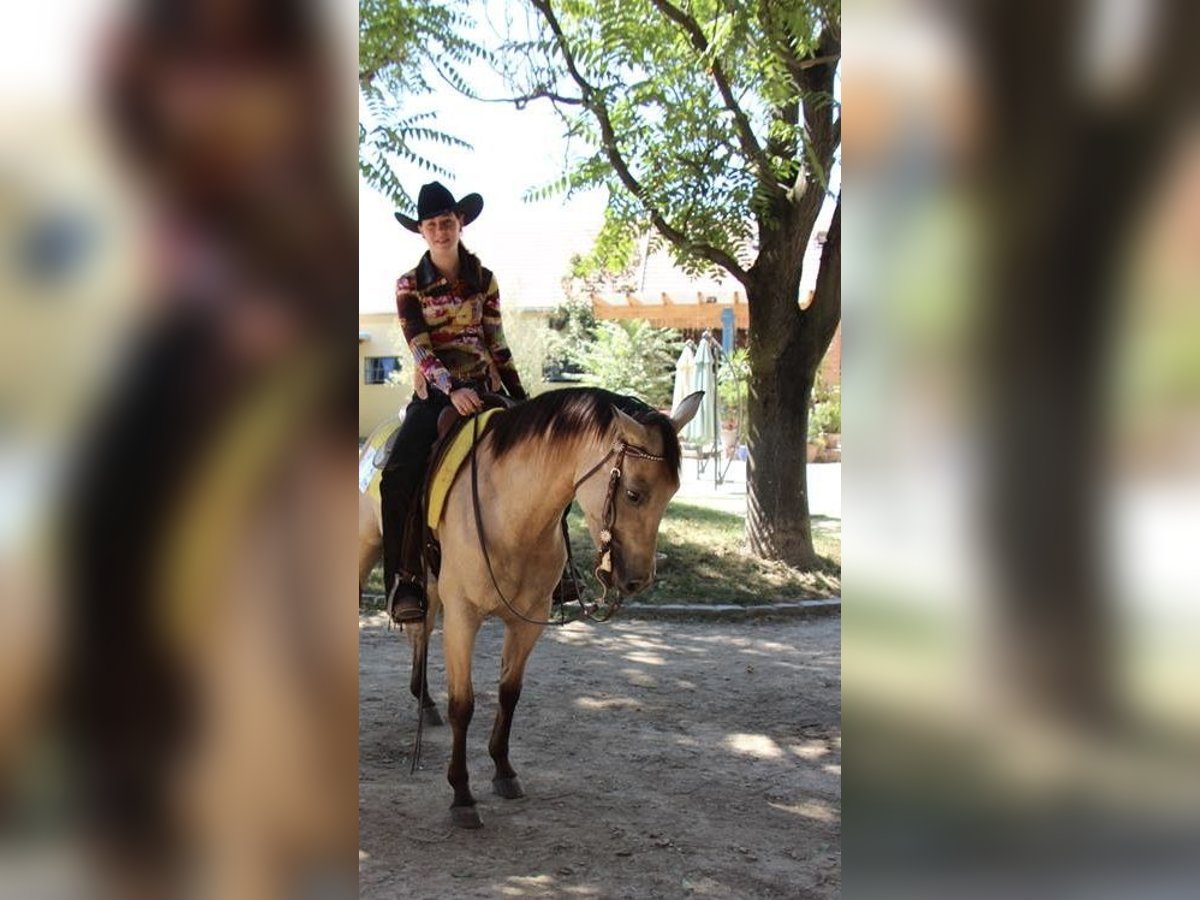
[403,386,701,828]
[358,423,444,724]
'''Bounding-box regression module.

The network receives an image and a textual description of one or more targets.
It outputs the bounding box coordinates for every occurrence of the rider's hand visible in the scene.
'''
[450,387,483,416]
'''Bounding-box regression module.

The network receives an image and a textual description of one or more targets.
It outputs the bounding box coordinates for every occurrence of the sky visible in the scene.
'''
[358,0,617,314]
[358,81,839,314]
[358,12,840,315]
[358,84,614,314]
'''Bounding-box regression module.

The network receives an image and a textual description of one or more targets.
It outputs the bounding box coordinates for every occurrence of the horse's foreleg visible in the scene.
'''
[443,606,483,828]
[489,621,543,800]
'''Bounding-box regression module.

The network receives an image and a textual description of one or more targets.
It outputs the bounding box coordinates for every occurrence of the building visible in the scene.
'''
[587,229,841,389]
[358,312,407,439]
[359,228,840,436]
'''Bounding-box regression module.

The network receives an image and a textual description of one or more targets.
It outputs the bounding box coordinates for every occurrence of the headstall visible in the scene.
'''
[471,412,665,626]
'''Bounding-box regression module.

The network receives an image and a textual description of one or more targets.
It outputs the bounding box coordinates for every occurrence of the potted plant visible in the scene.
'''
[808,383,840,462]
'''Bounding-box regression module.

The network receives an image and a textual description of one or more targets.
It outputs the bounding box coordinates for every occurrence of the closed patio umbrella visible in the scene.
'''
[684,334,718,449]
[671,342,696,414]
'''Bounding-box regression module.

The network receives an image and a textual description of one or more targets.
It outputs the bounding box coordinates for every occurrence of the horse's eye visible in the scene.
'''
[625,489,642,504]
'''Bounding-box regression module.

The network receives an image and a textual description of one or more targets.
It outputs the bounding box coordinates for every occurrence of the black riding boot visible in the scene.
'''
[380,392,450,622]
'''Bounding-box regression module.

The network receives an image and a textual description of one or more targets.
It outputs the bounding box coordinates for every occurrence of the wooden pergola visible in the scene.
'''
[590,290,751,332]
[591,288,840,389]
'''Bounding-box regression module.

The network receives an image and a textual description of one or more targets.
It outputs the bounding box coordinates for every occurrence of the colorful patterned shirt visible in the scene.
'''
[394,248,525,400]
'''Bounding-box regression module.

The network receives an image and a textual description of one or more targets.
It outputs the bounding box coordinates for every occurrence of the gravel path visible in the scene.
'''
[359,614,841,899]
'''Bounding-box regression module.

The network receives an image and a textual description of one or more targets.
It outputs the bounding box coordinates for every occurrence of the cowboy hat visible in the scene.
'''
[394,181,483,232]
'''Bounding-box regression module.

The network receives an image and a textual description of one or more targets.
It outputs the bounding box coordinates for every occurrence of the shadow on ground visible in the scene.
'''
[359,615,841,899]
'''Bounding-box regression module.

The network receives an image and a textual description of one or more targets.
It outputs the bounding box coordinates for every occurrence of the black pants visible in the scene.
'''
[380,391,452,595]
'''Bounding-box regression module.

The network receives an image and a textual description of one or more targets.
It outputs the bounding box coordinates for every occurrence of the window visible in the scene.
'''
[364,356,402,385]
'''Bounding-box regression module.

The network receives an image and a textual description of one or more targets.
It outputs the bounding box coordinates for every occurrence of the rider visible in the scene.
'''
[381,181,527,622]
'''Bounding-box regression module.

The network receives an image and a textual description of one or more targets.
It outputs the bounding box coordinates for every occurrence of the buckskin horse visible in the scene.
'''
[366,387,701,828]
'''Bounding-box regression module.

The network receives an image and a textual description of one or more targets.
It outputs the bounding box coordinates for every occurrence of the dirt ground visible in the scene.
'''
[358,613,841,899]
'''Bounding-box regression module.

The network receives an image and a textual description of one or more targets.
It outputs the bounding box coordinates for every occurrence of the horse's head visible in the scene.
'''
[575,391,703,597]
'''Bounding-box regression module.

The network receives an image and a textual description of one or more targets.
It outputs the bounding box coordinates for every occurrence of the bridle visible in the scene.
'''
[568,438,667,619]
[469,414,666,627]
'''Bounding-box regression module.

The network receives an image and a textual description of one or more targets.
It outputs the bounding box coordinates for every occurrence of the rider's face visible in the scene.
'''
[418,213,463,252]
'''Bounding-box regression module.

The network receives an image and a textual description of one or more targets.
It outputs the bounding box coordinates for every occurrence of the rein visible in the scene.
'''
[468,413,665,627]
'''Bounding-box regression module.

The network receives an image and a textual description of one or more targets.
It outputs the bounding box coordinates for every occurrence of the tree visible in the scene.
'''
[498,0,841,567]
[358,0,483,207]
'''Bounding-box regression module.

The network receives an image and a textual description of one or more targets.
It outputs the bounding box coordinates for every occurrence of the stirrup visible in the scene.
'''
[386,574,426,623]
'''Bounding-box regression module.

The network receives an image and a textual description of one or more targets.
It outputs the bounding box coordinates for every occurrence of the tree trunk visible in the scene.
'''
[746,330,819,567]
[745,199,841,569]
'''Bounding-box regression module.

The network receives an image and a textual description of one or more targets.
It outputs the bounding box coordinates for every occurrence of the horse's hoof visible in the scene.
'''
[421,705,444,727]
[492,776,525,800]
[450,805,483,829]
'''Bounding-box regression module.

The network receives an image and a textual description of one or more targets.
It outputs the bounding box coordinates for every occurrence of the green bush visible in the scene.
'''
[544,297,598,379]
[502,309,554,396]
[580,319,682,407]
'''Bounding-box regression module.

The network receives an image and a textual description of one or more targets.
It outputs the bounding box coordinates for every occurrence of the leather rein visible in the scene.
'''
[468,413,666,627]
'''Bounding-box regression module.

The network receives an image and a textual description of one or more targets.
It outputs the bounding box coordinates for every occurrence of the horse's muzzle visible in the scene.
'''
[597,542,653,596]
[618,574,651,595]
[611,548,654,596]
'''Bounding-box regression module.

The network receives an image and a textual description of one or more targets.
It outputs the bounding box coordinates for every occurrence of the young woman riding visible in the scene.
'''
[381,181,526,623]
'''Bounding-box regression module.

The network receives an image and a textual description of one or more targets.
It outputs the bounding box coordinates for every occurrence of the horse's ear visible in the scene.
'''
[611,405,650,445]
[669,391,704,434]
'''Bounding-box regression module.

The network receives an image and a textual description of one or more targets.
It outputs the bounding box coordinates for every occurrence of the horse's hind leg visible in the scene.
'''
[443,604,483,828]
[407,622,443,727]
[489,621,543,800]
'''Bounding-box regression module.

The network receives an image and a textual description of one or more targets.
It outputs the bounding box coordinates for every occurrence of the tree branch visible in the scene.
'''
[791,53,840,74]
[800,193,841,357]
[647,0,779,193]
[792,28,841,195]
[529,0,751,284]
[475,87,585,107]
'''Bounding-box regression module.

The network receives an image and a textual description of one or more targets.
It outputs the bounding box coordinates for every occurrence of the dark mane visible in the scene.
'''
[488,387,681,475]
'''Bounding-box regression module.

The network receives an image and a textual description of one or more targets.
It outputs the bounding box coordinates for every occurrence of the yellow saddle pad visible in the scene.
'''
[426,408,503,529]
